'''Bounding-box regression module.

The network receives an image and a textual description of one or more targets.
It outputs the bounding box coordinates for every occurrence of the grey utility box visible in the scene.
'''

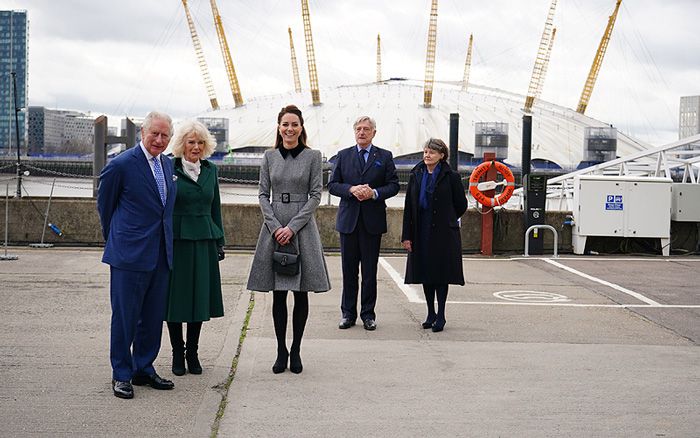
[671,183,700,222]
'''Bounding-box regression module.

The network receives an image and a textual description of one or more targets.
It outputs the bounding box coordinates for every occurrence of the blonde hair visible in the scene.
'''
[170,120,217,159]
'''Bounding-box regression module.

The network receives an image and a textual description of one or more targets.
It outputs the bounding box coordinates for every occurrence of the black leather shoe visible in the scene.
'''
[432,318,446,332]
[338,318,356,329]
[363,319,377,331]
[422,314,437,329]
[131,373,174,390]
[112,380,134,399]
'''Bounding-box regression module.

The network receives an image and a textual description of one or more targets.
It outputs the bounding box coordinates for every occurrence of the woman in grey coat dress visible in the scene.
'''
[247,105,331,374]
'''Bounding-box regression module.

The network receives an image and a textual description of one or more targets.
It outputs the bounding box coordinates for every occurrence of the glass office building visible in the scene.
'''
[1,10,28,156]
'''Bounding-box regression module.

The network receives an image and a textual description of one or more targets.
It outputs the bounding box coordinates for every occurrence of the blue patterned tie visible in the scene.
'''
[359,148,368,165]
[152,156,166,206]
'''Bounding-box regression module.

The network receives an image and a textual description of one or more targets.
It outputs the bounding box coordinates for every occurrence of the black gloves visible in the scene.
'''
[217,246,225,261]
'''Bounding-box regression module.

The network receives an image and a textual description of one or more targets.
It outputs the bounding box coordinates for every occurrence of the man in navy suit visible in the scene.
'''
[328,116,399,331]
[97,111,177,399]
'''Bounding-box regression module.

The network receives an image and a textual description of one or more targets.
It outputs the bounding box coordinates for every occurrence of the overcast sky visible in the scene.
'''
[5,0,699,145]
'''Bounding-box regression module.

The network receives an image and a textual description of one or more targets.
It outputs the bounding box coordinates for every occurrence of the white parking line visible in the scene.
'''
[380,256,700,308]
[542,258,662,306]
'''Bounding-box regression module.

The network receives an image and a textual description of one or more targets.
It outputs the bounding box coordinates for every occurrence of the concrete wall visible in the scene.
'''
[1,198,697,254]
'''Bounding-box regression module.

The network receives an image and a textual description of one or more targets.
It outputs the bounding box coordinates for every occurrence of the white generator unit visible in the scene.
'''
[671,183,700,222]
[572,175,672,256]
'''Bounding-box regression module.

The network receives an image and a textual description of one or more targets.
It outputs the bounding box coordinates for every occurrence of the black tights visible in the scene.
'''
[272,291,309,355]
[422,284,448,322]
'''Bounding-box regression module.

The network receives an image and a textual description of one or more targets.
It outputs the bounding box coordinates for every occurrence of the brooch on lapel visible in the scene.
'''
[172,175,178,182]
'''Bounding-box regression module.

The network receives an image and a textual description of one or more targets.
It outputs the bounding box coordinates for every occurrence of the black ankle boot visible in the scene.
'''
[172,348,186,376]
[186,347,202,374]
[422,313,436,329]
[272,349,289,374]
[432,317,446,332]
[289,348,303,374]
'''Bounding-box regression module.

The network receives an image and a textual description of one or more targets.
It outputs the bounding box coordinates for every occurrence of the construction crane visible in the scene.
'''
[376,34,382,83]
[461,33,473,92]
[423,0,438,107]
[288,27,302,93]
[181,0,219,110]
[536,27,556,100]
[209,0,243,107]
[576,0,622,114]
[524,0,557,113]
[301,0,321,105]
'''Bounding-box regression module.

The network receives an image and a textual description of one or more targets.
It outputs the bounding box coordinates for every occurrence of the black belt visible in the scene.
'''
[272,193,308,203]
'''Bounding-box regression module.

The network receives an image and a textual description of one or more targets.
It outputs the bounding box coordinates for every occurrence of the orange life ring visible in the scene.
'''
[468,161,515,207]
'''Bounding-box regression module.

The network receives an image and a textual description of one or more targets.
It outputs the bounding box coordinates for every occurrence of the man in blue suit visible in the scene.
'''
[97,111,177,399]
[328,116,399,331]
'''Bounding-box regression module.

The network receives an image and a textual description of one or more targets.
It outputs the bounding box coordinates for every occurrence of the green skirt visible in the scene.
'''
[166,239,224,322]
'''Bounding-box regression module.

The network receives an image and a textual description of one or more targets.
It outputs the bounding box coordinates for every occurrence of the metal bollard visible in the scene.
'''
[524,224,558,257]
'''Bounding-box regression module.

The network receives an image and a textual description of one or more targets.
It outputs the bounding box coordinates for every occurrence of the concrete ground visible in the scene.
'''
[0,248,698,437]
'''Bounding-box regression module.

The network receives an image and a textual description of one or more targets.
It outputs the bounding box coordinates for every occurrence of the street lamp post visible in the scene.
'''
[11,71,22,198]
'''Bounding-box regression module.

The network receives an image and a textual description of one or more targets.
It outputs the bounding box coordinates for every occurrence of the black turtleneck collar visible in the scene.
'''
[279,143,305,158]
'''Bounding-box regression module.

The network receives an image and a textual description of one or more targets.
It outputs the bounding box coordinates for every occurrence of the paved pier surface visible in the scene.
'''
[0,248,698,437]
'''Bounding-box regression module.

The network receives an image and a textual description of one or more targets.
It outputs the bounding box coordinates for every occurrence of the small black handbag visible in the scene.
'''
[272,240,300,276]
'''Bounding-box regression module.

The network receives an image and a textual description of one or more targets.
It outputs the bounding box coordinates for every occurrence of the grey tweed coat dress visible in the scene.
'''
[246,147,331,292]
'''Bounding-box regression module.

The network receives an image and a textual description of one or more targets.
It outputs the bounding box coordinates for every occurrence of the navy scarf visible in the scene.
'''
[419,163,441,210]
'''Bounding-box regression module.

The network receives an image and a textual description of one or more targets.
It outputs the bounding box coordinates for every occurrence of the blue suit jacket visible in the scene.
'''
[97,146,176,271]
[327,145,399,235]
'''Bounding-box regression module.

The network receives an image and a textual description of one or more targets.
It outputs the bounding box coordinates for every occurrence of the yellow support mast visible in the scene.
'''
[376,34,382,83]
[288,27,302,93]
[301,0,321,105]
[524,0,557,112]
[181,0,219,110]
[423,0,438,107]
[576,0,622,114]
[461,33,473,92]
[209,0,243,107]
[535,27,556,100]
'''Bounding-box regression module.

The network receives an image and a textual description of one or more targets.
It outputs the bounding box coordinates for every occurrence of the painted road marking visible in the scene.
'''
[542,258,661,306]
[493,290,570,303]
[379,257,700,309]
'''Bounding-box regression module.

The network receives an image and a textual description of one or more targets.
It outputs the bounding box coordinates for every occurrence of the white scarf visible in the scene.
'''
[182,159,201,182]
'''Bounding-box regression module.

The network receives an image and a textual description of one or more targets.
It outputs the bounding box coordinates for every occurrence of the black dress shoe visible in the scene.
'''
[338,318,356,329]
[363,319,377,331]
[112,380,134,399]
[131,373,175,390]
[432,318,445,332]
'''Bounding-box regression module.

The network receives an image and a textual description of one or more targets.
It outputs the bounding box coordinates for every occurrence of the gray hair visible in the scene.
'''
[424,138,449,162]
[353,115,376,131]
[170,119,217,159]
[142,111,173,136]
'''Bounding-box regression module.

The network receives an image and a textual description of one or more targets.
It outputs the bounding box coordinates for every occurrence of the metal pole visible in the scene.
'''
[11,72,22,198]
[1,183,18,260]
[449,113,459,172]
[29,178,56,248]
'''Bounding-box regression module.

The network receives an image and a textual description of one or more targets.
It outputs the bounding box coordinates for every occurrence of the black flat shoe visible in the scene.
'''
[422,314,436,329]
[131,373,174,390]
[112,380,134,399]
[290,350,303,374]
[272,351,289,374]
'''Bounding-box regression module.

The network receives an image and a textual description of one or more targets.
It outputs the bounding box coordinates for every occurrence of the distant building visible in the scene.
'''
[197,117,229,152]
[27,106,94,155]
[0,10,28,155]
[679,95,700,140]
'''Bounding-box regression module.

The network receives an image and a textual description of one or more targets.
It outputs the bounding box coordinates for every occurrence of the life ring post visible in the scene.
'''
[480,153,497,255]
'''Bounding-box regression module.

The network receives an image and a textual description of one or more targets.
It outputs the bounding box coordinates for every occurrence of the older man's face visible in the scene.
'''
[142,118,171,157]
[354,120,376,148]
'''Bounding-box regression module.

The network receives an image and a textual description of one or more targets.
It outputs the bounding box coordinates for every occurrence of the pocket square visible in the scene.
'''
[374,160,382,167]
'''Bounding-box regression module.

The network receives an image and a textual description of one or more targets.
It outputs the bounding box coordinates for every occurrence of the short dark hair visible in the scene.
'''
[275,105,308,149]
[424,138,448,162]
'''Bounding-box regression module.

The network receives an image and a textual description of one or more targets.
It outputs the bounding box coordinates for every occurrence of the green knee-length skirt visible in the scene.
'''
[166,239,224,322]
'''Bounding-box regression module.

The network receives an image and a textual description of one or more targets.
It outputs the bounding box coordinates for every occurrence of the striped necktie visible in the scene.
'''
[152,156,166,206]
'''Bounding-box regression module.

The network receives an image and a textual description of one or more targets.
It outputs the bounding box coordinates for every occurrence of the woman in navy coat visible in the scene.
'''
[401,138,467,332]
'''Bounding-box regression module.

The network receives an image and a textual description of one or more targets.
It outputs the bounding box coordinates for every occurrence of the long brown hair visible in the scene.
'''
[275,105,308,149]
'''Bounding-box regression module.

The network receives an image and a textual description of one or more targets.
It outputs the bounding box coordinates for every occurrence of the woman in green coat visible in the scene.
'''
[166,120,225,376]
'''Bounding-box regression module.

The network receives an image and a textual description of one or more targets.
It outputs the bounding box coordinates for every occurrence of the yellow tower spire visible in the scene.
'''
[524,0,557,113]
[423,0,438,107]
[376,34,382,83]
[181,0,219,110]
[288,27,302,93]
[461,33,473,92]
[301,0,321,105]
[210,0,243,107]
[577,0,622,114]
